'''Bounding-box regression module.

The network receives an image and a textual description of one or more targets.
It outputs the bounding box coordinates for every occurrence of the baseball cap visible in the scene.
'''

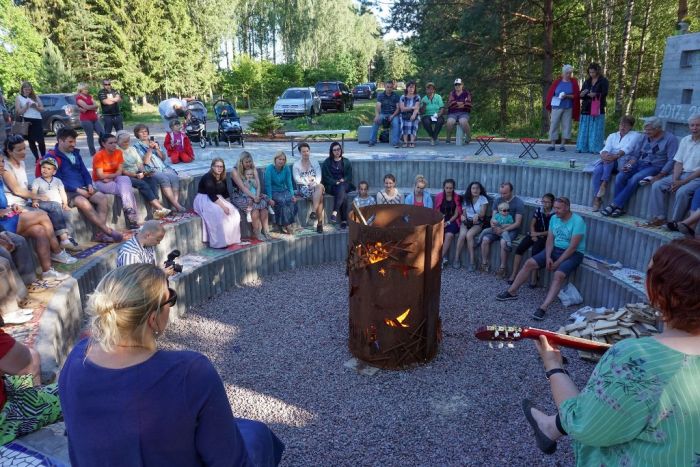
[426,82,436,89]
[454,78,463,85]
[41,157,59,169]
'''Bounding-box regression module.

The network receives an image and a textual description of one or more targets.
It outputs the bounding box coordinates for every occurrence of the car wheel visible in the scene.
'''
[51,119,65,134]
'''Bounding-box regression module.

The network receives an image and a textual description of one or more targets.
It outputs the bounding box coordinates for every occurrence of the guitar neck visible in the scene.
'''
[521,327,611,353]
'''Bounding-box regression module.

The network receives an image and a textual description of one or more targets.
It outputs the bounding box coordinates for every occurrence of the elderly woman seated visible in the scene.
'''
[523,238,700,465]
[59,264,284,465]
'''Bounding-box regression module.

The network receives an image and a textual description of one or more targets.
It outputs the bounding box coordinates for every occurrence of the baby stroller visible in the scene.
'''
[185,100,208,149]
[213,99,244,148]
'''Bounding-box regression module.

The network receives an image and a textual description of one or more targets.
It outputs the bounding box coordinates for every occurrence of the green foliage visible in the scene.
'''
[373,41,417,84]
[38,38,76,93]
[248,112,283,136]
[283,100,375,136]
[0,0,44,95]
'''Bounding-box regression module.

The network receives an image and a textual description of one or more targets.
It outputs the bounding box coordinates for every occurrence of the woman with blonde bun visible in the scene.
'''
[59,264,284,466]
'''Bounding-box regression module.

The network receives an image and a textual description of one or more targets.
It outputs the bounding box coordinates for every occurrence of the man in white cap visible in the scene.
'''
[444,78,472,144]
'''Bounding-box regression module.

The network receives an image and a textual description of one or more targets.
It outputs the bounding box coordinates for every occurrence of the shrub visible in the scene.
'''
[249,112,283,136]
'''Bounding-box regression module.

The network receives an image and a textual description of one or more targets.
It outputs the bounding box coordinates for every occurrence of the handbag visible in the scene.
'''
[11,117,30,136]
[590,97,601,117]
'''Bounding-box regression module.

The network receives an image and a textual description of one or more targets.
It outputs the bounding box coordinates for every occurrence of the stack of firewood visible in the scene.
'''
[557,303,660,361]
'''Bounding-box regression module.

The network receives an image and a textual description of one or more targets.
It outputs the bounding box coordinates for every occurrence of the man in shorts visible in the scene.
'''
[496,197,587,320]
[45,128,123,243]
[444,78,472,144]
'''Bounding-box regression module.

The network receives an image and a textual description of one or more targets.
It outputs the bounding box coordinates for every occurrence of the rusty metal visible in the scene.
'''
[347,205,444,369]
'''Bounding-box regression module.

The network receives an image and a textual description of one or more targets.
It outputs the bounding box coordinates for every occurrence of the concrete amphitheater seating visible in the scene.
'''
[24,159,687,381]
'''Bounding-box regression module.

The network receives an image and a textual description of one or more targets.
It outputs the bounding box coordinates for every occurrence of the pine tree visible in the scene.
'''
[39,38,76,92]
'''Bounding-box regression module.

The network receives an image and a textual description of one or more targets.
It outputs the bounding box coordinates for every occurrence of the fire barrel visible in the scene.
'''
[347,204,444,369]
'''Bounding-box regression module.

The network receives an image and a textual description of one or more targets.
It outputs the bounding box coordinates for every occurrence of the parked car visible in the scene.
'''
[273,87,322,119]
[360,82,377,96]
[315,81,354,112]
[9,93,81,135]
[352,85,373,100]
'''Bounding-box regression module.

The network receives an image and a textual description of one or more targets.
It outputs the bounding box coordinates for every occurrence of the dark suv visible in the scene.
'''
[38,94,81,134]
[315,81,354,112]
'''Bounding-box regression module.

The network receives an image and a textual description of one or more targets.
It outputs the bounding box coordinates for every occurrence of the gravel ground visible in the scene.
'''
[162,263,598,466]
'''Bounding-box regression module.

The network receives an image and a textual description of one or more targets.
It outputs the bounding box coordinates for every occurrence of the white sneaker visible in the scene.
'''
[2,309,33,325]
[51,250,77,264]
[153,208,171,220]
[42,268,70,281]
[268,205,275,215]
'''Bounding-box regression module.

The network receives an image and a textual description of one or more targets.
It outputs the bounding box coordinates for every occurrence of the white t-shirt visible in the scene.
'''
[673,134,700,173]
[16,95,42,119]
[2,159,29,205]
[32,176,65,204]
[462,195,489,220]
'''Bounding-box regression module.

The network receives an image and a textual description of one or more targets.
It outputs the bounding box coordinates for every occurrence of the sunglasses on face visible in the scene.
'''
[163,288,177,308]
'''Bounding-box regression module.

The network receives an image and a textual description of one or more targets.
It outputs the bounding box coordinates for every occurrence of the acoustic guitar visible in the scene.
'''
[474,325,611,353]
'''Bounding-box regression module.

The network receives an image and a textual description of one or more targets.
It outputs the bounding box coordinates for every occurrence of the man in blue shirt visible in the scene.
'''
[368,80,401,148]
[496,197,586,320]
[48,128,123,243]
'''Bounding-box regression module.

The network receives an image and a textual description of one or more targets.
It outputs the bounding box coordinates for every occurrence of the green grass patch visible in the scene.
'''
[281,101,376,138]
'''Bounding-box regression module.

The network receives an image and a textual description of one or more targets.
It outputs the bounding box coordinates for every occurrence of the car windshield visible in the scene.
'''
[316,83,339,92]
[354,86,368,91]
[282,90,311,99]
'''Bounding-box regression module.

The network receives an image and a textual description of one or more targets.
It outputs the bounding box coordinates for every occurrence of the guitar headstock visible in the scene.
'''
[474,325,525,344]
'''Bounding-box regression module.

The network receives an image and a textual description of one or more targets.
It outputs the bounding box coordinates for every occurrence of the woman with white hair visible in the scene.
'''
[59,264,285,465]
[544,65,580,152]
[75,83,104,156]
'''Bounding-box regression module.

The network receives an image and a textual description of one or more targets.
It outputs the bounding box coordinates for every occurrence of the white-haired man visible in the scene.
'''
[644,114,700,227]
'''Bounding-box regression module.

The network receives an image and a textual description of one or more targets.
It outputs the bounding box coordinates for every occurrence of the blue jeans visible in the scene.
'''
[591,160,617,196]
[36,200,69,237]
[235,418,285,466]
[369,114,400,146]
[613,165,660,208]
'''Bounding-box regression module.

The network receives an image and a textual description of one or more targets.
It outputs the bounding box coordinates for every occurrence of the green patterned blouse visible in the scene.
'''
[560,337,700,466]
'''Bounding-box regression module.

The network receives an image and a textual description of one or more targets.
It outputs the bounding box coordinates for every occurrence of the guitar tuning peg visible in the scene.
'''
[507,343,514,349]
[514,332,521,338]
[488,342,494,349]
[494,330,500,337]
[497,342,504,349]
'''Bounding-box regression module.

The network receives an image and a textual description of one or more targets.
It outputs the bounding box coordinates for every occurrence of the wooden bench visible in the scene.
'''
[285,130,350,153]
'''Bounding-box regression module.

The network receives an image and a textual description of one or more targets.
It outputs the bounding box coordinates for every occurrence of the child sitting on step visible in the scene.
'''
[353,181,376,209]
[164,120,195,164]
[243,168,272,223]
[31,157,82,251]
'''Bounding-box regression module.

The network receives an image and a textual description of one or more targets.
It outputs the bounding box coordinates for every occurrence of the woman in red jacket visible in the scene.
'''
[544,65,580,152]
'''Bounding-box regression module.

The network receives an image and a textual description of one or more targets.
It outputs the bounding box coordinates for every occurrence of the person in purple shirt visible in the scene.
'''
[59,264,284,467]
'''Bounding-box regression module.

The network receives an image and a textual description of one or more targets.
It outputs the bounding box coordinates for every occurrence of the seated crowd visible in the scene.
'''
[1,84,699,463]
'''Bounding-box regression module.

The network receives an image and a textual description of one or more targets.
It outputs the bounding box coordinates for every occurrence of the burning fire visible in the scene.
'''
[366,242,390,264]
[385,308,411,328]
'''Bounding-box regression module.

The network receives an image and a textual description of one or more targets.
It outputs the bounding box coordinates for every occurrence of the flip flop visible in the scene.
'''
[521,399,557,455]
[677,222,696,237]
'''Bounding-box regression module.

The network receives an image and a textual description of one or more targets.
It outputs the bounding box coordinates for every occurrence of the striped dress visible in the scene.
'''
[559,337,700,466]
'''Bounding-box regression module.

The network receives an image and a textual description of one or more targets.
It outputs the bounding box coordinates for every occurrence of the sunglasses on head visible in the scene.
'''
[163,288,177,308]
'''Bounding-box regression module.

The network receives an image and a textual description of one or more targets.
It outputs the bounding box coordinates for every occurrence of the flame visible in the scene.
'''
[366,242,391,264]
[378,268,386,276]
[385,308,411,328]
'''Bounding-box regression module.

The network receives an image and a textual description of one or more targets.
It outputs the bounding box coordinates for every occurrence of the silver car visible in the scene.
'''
[273,87,322,119]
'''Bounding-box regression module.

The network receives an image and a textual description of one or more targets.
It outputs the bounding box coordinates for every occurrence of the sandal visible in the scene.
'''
[522,399,557,455]
[666,221,679,232]
[480,262,489,273]
[610,207,625,218]
[496,267,506,278]
[402,143,408,148]
[409,143,415,148]
[600,205,615,217]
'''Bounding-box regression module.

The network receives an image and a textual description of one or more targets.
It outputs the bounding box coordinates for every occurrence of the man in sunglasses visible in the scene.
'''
[116,220,175,276]
[98,79,123,133]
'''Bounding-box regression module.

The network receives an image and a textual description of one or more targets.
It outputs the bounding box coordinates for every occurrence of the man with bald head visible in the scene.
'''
[116,221,174,275]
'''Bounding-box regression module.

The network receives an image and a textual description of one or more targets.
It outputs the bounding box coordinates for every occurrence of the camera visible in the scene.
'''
[149,136,156,142]
[164,249,183,273]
